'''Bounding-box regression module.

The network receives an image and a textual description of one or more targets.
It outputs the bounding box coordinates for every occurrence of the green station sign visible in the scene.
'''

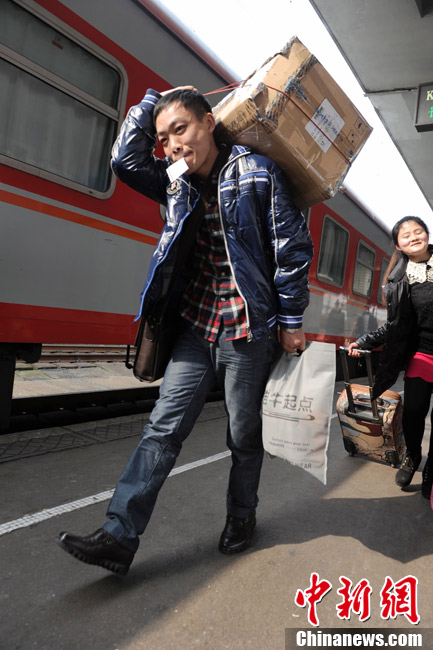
[415,82,433,132]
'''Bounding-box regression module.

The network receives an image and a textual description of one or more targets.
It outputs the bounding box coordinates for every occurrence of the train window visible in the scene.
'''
[317,215,349,287]
[0,0,126,196]
[353,241,376,298]
[377,257,390,304]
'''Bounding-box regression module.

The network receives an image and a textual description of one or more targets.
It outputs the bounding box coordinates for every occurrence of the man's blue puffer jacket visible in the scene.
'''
[111,89,313,342]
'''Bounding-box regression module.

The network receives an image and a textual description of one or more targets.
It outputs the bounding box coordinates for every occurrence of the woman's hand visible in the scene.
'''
[347,342,362,357]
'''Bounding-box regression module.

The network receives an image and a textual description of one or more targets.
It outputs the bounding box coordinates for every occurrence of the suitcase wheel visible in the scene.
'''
[343,437,357,456]
[385,450,400,467]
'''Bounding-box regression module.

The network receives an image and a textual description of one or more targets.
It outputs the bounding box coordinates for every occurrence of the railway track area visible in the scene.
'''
[17,344,130,367]
[10,344,156,435]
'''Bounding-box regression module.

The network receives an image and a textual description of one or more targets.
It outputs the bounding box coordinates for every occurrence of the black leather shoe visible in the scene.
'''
[56,529,134,575]
[218,512,256,554]
[395,452,421,488]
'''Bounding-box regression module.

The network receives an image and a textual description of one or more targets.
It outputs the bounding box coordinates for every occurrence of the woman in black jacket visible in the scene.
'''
[348,216,433,497]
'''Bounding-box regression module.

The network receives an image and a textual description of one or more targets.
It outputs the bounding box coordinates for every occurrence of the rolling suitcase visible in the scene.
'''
[336,347,405,466]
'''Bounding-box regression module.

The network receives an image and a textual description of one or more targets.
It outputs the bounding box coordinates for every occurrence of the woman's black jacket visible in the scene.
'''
[356,256,417,399]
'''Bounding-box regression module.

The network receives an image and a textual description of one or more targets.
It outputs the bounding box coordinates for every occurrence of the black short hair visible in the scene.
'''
[153,89,234,148]
[154,89,213,124]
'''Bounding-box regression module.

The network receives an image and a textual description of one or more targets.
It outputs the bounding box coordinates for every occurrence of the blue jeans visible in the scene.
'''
[103,322,278,552]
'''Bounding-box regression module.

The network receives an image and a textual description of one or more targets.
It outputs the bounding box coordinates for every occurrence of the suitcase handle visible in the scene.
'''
[338,346,379,420]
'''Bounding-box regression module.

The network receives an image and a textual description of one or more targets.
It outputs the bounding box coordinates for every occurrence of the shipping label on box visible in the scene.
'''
[213,37,372,209]
[305,98,345,153]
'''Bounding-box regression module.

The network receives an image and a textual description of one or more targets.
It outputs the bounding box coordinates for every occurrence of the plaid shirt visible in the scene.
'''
[180,181,247,342]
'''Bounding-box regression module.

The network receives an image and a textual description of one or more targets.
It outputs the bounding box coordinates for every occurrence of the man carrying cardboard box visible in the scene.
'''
[56,85,313,575]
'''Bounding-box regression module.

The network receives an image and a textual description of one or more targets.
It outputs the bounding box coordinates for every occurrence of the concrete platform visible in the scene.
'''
[1,374,433,650]
[13,362,156,398]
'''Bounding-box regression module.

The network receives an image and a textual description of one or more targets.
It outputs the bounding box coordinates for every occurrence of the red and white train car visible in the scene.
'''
[0,0,391,428]
[304,191,389,350]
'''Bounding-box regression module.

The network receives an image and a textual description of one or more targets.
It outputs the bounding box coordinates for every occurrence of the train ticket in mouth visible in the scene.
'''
[167,157,189,183]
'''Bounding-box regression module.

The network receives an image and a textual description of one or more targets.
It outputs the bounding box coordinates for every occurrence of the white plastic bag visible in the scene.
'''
[262,341,336,485]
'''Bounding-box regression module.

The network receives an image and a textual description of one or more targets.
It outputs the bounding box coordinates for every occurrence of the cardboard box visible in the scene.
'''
[213,37,372,209]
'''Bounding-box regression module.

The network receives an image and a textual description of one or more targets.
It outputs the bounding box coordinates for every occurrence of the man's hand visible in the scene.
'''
[280,328,306,354]
[160,85,198,97]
